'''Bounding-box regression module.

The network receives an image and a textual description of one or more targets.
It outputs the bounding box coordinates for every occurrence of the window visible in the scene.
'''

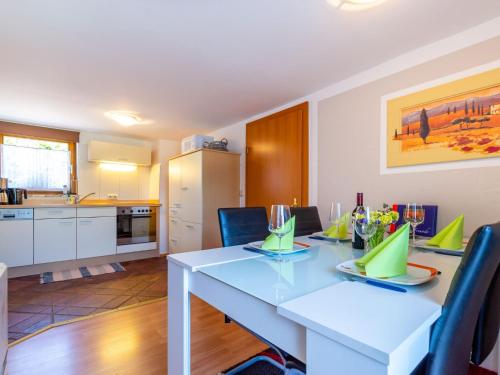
[0,136,73,191]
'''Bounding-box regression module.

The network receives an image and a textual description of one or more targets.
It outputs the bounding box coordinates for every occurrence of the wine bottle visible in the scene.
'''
[352,192,365,249]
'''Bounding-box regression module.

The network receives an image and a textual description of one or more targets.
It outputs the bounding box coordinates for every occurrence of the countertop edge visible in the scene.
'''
[0,201,161,209]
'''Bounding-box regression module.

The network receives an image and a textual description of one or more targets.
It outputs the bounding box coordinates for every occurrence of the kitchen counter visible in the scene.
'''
[0,200,161,209]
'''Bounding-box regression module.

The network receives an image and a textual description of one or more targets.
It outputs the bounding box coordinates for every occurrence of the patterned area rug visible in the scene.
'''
[40,263,126,284]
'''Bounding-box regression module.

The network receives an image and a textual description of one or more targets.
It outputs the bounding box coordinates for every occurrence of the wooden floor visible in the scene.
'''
[6,296,267,375]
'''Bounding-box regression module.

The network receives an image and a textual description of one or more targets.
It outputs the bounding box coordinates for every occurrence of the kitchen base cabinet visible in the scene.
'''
[77,217,117,259]
[34,218,77,264]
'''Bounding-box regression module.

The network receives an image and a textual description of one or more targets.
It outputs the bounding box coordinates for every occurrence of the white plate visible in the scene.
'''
[336,259,439,286]
[312,232,351,242]
[247,241,310,255]
[413,239,466,255]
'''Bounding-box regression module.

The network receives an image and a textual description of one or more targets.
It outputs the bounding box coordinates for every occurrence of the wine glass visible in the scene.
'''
[268,204,292,262]
[353,206,378,254]
[329,202,343,245]
[404,203,425,245]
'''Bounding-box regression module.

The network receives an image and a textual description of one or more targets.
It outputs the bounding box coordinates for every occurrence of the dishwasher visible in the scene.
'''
[0,209,34,267]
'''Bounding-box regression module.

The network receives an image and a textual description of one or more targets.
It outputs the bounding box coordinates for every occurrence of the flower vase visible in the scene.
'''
[368,225,387,249]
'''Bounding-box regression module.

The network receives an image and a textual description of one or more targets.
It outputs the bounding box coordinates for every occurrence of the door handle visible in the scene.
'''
[79,220,93,224]
[292,197,298,207]
[185,224,195,229]
[181,187,188,191]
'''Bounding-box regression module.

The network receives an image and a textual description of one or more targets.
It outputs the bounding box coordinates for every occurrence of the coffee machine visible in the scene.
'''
[7,188,27,205]
[0,178,8,205]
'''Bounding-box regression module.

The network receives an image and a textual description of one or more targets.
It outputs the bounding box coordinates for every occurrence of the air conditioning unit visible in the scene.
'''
[87,141,151,166]
[181,135,213,154]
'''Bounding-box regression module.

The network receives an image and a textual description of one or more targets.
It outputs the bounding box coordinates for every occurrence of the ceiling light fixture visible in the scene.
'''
[327,0,387,11]
[105,110,142,127]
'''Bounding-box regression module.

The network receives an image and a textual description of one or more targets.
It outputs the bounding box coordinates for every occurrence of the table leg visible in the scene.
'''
[168,261,191,375]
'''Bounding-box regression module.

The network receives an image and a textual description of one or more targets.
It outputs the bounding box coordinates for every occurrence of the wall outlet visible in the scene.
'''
[107,193,118,199]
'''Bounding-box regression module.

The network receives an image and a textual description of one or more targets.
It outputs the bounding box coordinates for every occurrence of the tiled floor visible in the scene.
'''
[8,256,167,343]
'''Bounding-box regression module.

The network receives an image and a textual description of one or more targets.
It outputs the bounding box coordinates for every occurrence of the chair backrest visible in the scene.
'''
[471,264,500,365]
[425,222,500,375]
[290,206,323,237]
[218,207,269,247]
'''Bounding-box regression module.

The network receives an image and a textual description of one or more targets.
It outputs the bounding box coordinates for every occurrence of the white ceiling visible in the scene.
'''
[1,0,500,140]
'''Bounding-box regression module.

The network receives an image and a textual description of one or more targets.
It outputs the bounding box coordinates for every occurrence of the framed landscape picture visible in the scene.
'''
[384,66,500,169]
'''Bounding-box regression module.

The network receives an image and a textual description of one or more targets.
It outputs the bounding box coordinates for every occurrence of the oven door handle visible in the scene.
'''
[131,215,152,219]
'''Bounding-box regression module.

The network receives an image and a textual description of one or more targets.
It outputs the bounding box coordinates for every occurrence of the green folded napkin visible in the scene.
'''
[324,212,350,239]
[261,216,295,251]
[426,214,464,250]
[355,222,410,278]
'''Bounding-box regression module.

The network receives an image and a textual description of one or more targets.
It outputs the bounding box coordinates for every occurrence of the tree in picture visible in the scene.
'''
[419,108,430,144]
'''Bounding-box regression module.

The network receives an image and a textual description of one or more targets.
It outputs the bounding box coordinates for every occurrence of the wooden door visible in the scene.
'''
[246,102,308,210]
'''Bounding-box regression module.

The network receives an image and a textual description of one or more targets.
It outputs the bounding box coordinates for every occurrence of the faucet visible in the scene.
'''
[75,192,96,204]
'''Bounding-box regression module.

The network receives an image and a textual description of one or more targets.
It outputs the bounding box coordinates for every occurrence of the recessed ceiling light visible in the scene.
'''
[327,0,387,11]
[105,111,142,127]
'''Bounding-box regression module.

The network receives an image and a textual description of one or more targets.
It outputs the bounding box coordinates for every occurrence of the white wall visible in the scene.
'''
[152,139,181,254]
[317,38,500,235]
[77,132,152,200]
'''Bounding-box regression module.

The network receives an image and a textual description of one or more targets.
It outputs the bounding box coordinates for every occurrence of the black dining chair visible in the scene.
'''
[290,206,323,237]
[412,222,500,375]
[471,263,499,368]
[218,207,269,247]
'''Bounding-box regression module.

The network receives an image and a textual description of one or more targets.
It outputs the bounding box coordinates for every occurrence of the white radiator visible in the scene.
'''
[0,263,6,375]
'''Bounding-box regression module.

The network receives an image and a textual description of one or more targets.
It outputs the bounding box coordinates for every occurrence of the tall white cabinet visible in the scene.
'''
[168,149,240,253]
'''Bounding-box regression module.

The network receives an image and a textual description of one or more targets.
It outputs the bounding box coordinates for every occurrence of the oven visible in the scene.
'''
[117,207,157,246]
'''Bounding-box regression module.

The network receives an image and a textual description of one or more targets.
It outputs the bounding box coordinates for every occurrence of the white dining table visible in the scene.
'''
[167,237,462,375]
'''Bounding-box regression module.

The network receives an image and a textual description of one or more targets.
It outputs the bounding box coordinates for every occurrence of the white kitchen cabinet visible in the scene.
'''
[169,217,182,239]
[77,217,117,259]
[168,149,240,253]
[34,207,76,220]
[88,140,151,166]
[179,151,203,224]
[77,207,117,259]
[168,157,182,208]
[34,218,77,264]
[179,222,202,253]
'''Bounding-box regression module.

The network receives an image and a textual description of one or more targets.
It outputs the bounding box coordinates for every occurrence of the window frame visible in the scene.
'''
[0,133,77,195]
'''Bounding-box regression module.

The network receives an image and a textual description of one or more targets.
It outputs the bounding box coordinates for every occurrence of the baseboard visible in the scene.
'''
[7,250,160,278]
